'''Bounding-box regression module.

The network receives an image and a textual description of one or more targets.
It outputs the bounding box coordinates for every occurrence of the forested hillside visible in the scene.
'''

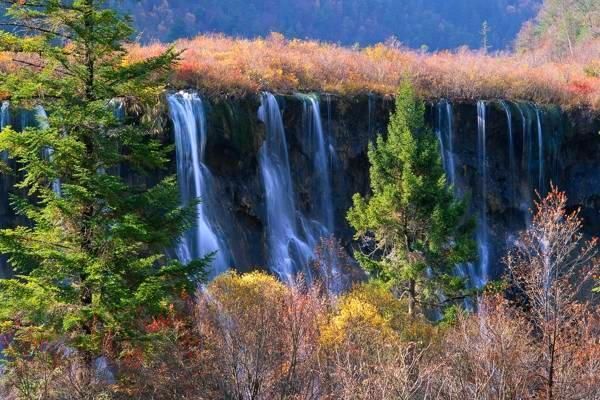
[116,0,541,50]
[517,0,599,61]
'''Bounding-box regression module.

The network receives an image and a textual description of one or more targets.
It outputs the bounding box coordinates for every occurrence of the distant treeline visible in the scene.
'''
[114,0,540,50]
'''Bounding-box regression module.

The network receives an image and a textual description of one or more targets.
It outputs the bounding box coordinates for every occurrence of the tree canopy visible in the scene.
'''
[0,0,206,360]
[347,80,476,316]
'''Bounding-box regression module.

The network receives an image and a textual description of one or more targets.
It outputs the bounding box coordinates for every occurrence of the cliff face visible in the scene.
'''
[184,94,600,280]
[1,94,598,282]
[179,94,391,273]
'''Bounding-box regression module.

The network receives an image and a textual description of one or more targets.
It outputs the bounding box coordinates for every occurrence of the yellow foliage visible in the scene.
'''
[341,283,438,345]
[207,270,287,309]
[320,297,393,348]
[125,34,600,110]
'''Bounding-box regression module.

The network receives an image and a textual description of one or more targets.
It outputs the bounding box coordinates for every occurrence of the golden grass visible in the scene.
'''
[126,33,600,110]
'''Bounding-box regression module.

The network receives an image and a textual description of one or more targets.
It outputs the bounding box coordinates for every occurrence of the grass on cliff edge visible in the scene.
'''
[125,33,600,110]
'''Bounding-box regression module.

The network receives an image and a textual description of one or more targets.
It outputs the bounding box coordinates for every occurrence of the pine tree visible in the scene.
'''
[0,0,206,363]
[481,20,490,54]
[347,80,475,316]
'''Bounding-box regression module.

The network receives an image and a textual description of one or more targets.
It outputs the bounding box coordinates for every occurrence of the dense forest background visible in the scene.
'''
[517,0,599,60]
[114,0,542,50]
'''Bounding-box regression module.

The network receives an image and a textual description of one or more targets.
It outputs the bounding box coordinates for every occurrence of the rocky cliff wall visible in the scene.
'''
[186,94,600,279]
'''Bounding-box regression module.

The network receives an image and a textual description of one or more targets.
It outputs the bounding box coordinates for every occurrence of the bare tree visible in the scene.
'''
[195,272,323,400]
[435,296,538,400]
[504,186,599,400]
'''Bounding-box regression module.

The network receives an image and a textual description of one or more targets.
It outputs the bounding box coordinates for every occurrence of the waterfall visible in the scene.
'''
[35,106,61,196]
[301,95,335,232]
[259,93,340,288]
[110,99,126,121]
[301,95,342,291]
[445,101,456,188]
[325,94,333,137]
[103,99,125,177]
[516,103,533,217]
[0,102,8,129]
[168,92,231,278]
[436,100,477,303]
[514,102,549,224]
[325,94,337,167]
[435,103,447,178]
[258,93,313,283]
[435,100,456,188]
[535,106,544,194]
[500,101,518,211]
[1,102,9,162]
[476,101,489,286]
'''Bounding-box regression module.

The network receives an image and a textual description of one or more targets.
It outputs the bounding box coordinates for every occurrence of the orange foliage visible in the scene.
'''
[126,34,600,110]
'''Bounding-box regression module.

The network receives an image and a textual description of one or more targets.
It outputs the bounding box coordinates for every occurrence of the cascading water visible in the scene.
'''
[102,99,125,177]
[325,94,337,171]
[476,101,489,287]
[435,100,456,188]
[35,106,61,196]
[258,93,314,283]
[1,93,563,292]
[325,94,333,136]
[0,102,8,130]
[301,94,342,291]
[516,103,534,218]
[110,99,126,121]
[435,102,448,178]
[500,101,518,212]
[259,93,340,289]
[1,102,9,162]
[445,101,456,189]
[514,102,549,224]
[301,95,335,232]
[535,106,545,194]
[436,101,477,301]
[168,92,231,278]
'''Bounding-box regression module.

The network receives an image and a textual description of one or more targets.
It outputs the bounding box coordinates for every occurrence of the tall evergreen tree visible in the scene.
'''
[347,80,475,316]
[0,0,205,363]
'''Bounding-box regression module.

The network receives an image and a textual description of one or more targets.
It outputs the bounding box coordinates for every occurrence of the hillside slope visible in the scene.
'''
[517,0,599,62]
[117,0,541,51]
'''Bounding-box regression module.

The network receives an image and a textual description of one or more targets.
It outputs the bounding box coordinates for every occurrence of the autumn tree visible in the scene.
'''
[504,186,600,400]
[436,296,538,399]
[347,80,475,316]
[196,271,323,400]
